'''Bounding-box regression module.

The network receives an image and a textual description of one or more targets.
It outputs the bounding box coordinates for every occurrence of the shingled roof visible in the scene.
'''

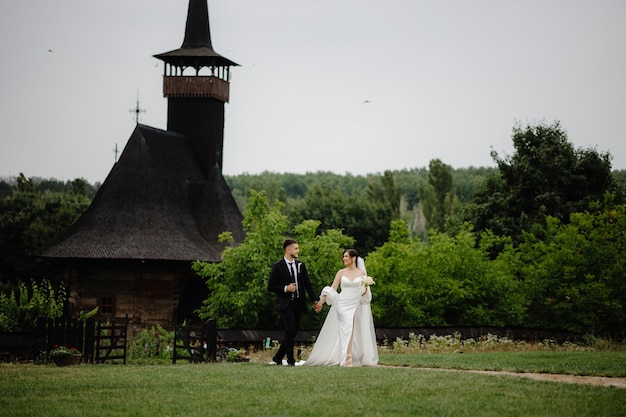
[41,124,244,262]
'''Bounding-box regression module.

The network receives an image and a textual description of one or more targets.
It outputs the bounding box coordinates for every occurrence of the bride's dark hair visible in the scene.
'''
[345,249,358,259]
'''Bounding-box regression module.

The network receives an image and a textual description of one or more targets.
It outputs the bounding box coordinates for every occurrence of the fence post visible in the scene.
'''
[69,318,82,360]
[123,315,128,365]
[206,318,216,362]
[83,318,96,364]
[35,317,47,355]
[173,321,180,364]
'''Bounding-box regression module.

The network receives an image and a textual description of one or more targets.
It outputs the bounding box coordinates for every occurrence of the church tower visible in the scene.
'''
[154,0,238,178]
[41,0,245,330]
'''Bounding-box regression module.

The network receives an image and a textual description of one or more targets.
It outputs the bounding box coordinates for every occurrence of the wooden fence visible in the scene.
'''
[0,316,128,364]
[42,317,96,363]
[2,321,580,364]
[173,318,217,364]
[95,315,128,364]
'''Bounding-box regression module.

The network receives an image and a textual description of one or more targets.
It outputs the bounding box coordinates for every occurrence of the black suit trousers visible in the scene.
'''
[275,301,301,364]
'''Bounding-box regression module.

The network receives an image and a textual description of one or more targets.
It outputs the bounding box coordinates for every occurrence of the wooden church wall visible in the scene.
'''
[64,260,205,335]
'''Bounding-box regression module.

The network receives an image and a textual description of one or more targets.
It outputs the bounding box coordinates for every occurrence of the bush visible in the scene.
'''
[382,332,591,354]
[0,279,65,332]
[128,325,174,360]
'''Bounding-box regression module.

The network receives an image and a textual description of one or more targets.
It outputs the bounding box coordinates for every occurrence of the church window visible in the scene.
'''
[101,297,114,315]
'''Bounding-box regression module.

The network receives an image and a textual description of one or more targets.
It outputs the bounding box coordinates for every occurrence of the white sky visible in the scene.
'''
[1,0,624,184]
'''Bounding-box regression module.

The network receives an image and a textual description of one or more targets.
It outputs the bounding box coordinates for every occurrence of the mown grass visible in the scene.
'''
[1,352,625,417]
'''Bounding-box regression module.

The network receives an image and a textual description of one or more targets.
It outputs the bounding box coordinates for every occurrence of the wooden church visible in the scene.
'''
[41,0,245,333]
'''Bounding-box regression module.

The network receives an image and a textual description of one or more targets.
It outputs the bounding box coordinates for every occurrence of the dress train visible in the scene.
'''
[305,276,378,366]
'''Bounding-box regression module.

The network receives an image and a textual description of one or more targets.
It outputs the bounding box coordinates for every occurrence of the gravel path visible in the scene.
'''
[418,367,626,389]
[378,366,626,389]
[463,369,626,389]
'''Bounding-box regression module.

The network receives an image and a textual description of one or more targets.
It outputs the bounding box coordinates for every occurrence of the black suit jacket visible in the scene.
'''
[268,259,318,312]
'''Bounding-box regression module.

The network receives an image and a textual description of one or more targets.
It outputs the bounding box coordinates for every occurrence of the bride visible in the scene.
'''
[305,249,378,367]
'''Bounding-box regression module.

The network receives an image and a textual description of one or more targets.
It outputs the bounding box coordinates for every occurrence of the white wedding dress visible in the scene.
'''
[305,276,378,366]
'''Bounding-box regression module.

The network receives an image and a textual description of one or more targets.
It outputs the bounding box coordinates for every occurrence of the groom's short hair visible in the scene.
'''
[283,238,297,250]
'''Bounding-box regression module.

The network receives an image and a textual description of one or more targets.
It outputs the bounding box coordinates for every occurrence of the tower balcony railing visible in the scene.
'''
[163,76,230,102]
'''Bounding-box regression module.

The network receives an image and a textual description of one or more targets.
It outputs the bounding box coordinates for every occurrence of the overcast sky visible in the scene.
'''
[1,0,624,184]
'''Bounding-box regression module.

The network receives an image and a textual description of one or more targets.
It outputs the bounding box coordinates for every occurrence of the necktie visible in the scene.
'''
[289,262,298,298]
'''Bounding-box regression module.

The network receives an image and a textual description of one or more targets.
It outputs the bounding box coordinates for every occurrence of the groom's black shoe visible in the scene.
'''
[271,356,282,365]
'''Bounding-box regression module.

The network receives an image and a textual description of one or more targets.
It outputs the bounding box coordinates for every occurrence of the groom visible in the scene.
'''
[268,238,321,365]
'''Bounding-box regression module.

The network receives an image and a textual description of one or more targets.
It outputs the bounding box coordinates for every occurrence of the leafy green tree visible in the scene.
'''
[192,190,286,329]
[226,171,371,212]
[453,166,497,203]
[517,198,626,335]
[225,168,488,245]
[0,180,12,200]
[0,174,91,280]
[365,220,431,326]
[395,167,429,210]
[366,220,525,327]
[288,174,396,255]
[25,176,98,198]
[419,159,461,232]
[192,190,353,329]
[469,121,619,243]
[367,170,401,219]
[290,183,347,231]
[613,169,626,191]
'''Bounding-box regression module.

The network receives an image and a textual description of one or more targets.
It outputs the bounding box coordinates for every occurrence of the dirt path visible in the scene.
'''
[408,367,626,389]
[465,369,626,389]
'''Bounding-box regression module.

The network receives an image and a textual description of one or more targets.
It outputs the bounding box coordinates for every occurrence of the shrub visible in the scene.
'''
[0,279,65,332]
[128,325,174,360]
[382,332,591,354]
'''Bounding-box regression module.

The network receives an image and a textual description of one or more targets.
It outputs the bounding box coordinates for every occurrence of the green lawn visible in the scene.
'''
[1,352,624,417]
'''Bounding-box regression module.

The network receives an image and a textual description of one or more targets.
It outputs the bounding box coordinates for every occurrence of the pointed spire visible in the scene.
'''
[181,0,212,49]
[154,0,238,68]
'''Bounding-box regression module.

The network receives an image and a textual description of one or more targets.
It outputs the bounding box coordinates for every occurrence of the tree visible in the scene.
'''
[365,220,524,327]
[419,159,461,232]
[367,170,401,219]
[0,174,91,280]
[225,168,489,244]
[0,180,11,200]
[192,190,353,329]
[289,173,399,255]
[469,120,619,242]
[613,169,626,192]
[517,198,626,335]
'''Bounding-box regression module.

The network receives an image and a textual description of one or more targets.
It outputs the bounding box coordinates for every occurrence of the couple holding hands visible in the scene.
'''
[268,238,378,367]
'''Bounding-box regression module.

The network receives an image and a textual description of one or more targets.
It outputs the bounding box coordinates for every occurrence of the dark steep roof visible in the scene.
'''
[41,124,244,262]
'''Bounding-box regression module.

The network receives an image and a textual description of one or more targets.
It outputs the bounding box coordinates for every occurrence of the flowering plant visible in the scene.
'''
[49,344,81,358]
[362,276,375,287]
[219,347,249,362]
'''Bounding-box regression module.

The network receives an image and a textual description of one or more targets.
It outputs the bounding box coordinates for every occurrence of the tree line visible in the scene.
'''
[195,121,625,337]
[1,120,625,336]
[0,174,96,283]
